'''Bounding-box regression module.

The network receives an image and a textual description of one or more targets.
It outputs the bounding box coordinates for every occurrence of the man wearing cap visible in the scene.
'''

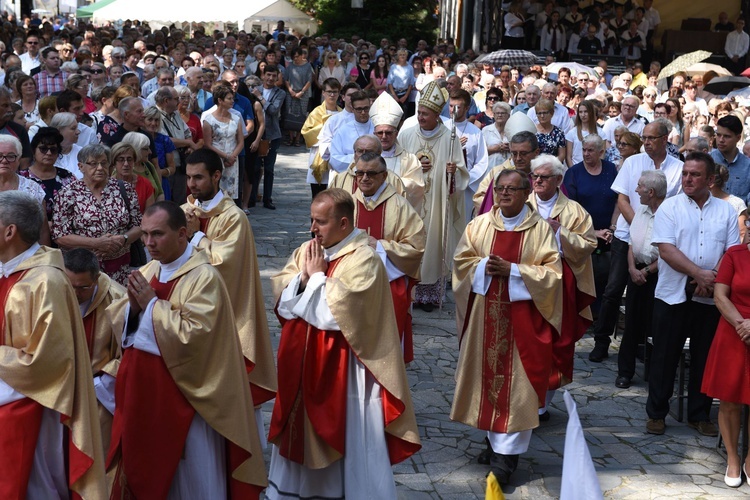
[398,81,468,311]
[371,91,425,214]
[329,90,374,174]
[351,152,425,363]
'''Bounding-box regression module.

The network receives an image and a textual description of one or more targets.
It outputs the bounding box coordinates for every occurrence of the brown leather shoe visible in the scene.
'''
[646,418,665,435]
[688,420,719,437]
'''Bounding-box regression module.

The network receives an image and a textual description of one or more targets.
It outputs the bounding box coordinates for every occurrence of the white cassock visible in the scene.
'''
[328,115,375,175]
[121,245,227,500]
[469,207,535,455]
[446,118,490,222]
[267,230,396,500]
[306,109,345,185]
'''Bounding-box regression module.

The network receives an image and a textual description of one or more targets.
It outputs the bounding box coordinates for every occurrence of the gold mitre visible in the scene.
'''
[418,81,448,114]
[371,91,403,128]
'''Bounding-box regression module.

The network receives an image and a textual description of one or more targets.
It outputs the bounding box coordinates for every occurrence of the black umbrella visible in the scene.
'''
[703,76,750,96]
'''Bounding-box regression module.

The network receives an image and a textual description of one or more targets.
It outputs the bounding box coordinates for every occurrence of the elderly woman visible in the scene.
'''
[615,131,643,169]
[176,84,204,149]
[703,222,750,487]
[50,112,82,179]
[121,131,165,202]
[19,127,75,224]
[15,74,39,128]
[65,73,96,114]
[0,135,50,244]
[711,164,748,238]
[387,49,415,114]
[564,134,620,313]
[616,170,667,389]
[482,101,512,167]
[528,153,597,419]
[53,144,142,286]
[535,99,567,164]
[202,83,244,200]
[111,142,155,214]
[143,105,176,199]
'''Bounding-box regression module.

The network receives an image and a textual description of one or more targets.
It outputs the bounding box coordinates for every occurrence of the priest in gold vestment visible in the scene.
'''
[329,134,408,198]
[451,170,562,485]
[64,248,125,460]
[398,80,468,310]
[527,155,596,419]
[0,191,106,499]
[182,148,277,416]
[107,202,267,498]
[268,189,421,499]
[352,153,425,362]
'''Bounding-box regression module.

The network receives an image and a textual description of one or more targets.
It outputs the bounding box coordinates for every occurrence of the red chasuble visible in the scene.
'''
[355,201,415,363]
[270,259,417,466]
[460,230,555,432]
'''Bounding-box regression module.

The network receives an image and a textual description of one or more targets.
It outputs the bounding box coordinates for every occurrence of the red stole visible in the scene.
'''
[463,230,554,433]
[0,271,45,500]
[270,258,416,466]
[550,259,594,389]
[109,277,197,500]
[355,201,414,363]
[82,312,96,363]
[199,217,210,233]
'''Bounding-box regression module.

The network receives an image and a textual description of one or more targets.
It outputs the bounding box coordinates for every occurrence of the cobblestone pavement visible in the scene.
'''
[251,146,747,499]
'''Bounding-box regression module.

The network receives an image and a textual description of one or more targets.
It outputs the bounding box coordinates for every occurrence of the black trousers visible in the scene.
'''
[646,299,720,422]
[590,249,611,316]
[592,237,629,345]
[617,271,657,379]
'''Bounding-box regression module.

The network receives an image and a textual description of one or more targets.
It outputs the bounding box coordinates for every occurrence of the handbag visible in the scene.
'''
[117,180,148,267]
[258,139,271,157]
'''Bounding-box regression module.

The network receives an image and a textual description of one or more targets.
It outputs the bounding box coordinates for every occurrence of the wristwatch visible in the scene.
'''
[122,234,129,245]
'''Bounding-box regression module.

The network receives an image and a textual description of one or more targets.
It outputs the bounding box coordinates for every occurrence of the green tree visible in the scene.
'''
[291,0,438,44]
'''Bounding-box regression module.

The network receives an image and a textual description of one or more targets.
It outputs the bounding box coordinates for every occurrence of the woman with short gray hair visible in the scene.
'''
[50,112,82,178]
[482,101,512,167]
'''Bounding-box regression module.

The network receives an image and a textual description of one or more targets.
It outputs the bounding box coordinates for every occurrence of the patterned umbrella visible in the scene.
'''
[475,50,538,68]
[657,50,712,80]
[685,62,732,77]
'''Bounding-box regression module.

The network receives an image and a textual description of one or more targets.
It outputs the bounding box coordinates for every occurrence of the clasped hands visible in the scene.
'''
[127,270,156,315]
[299,240,328,288]
[736,319,750,345]
[690,268,717,298]
[485,254,511,277]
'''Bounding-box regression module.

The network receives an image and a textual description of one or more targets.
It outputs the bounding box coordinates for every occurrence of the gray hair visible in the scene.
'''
[0,135,22,155]
[49,112,77,130]
[144,105,162,122]
[77,143,111,165]
[118,96,141,113]
[639,170,667,199]
[492,101,512,115]
[582,133,605,151]
[354,134,383,154]
[61,61,78,73]
[687,136,710,152]
[530,153,566,177]
[122,131,151,152]
[0,191,43,244]
[154,86,175,105]
[651,118,671,137]
[156,68,174,80]
[174,84,190,97]
[111,46,126,57]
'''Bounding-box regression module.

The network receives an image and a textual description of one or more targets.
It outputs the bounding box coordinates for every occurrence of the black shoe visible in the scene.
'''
[477,437,492,465]
[489,452,518,485]
[615,376,631,389]
[263,202,276,210]
[421,303,435,312]
[588,342,610,362]
[539,410,550,422]
[248,201,256,207]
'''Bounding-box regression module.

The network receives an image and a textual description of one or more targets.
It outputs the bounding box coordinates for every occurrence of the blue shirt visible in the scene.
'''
[563,160,619,230]
[711,149,750,204]
[203,93,254,122]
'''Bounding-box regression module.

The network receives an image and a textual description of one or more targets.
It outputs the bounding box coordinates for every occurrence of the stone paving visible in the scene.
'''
[250,146,748,499]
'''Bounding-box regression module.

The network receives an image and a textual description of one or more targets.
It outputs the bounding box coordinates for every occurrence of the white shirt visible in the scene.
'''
[610,152,684,242]
[652,194,740,305]
[328,115,374,173]
[527,102,574,133]
[55,144,83,179]
[601,114,645,144]
[189,189,224,246]
[629,204,659,265]
[726,29,750,58]
[565,126,604,165]
[19,52,41,75]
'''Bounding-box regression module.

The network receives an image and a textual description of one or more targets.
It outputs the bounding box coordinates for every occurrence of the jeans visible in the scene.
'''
[592,237,629,346]
[252,138,281,203]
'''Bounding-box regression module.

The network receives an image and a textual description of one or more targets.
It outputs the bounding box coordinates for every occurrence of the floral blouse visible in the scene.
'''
[536,126,567,157]
[19,167,75,220]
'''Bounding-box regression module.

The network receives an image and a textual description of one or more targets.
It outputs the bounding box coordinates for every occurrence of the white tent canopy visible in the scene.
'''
[92,0,318,36]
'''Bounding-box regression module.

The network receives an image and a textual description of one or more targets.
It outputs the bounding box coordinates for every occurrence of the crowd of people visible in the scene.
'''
[3,9,750,497]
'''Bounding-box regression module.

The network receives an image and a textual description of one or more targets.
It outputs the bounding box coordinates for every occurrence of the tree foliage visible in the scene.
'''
[291,0,438,44]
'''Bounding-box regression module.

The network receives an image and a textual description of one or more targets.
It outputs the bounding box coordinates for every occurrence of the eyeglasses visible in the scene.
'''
[493,185,525,193]
[0,153,19,163]
[355,170,386,178]
[26,41,39,45]
[115,156,133,164]
[530,173,556,181]
[641,134,665,142]
[360,56,369,61]
[352,106,370,113]
[536,111,551,116]
[71,284,95,291]
[511,150,534,158]
[38,146,59,155]
[486,96,500,101]
[91,69,105,74]
[323,90,339,95]
[375,129,395,136]
[84,161,108,169]
[621,103,637,109]
[617,141,634,147]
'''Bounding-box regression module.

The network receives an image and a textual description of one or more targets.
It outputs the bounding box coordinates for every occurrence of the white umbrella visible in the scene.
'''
[545,62,598,78]
[685,62,732,77]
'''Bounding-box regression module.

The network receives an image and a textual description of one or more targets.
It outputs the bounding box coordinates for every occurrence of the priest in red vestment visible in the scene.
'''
[268,188,421,499]
[106,201,267,498]
[451,169,563,485]
[0,191,106,499]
